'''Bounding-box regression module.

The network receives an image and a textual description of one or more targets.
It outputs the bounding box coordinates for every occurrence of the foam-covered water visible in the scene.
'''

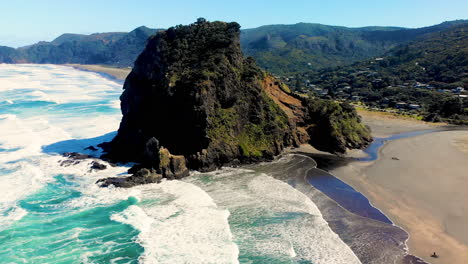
[0,64,359,263]
[185,169,361,264]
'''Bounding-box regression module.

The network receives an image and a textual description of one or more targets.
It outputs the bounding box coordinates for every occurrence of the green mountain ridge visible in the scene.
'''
[240,20,468,74]
[1,27,161,65]
[0,20,466,73]
[301,24,468,123]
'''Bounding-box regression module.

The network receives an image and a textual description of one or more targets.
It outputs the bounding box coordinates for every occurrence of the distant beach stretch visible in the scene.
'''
[0,1,466,262]
[66,64,131,81]
[331,110,468,264]
[68,62,468,263]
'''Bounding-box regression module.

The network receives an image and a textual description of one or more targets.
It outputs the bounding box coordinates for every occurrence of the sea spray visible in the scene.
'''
[111,181,240,264]
[185,168,362,264]
[1,64,368,263]
[0,64,241,263]
[0,64,142,262]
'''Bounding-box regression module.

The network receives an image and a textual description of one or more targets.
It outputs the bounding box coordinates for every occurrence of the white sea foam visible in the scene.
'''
[186,168,362,264]
[0,158,53,230]
[0,64,123,229]
[0,64,361,263]
[0,64,121,105]
[0,205,28,230]
[110,180,240,264]
[46,163,240,264]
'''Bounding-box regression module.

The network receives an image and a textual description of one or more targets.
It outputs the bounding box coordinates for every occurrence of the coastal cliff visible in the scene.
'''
[100,19,372,186]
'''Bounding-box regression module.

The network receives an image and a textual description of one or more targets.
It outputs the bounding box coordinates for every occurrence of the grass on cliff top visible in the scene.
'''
[207,88,290,158]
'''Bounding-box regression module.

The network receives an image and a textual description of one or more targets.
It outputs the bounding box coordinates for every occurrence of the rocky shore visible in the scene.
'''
[98,19,372,187]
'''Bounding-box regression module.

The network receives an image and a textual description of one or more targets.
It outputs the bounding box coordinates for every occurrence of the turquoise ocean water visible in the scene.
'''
[0,64,360,264]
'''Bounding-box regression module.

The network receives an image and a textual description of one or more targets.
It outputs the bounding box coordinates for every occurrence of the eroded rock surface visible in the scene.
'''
[99,19,372,186]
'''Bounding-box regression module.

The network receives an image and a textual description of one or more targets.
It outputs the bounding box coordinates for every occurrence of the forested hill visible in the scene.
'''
[240,20,468,74]
[1,26,160,66]
[375,23,467,87]
[306,23,468,92]
[300,24,468,124]
[0,20,466,72]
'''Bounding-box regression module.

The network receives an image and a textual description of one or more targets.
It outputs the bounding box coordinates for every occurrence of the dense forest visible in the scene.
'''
[1,20,467,74]
[240,20,468,75]
[1,20,466,124]
[0,26,159,66]
[289,24,468,124]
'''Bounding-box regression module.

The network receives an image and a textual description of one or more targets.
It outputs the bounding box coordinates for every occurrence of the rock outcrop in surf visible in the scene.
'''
[100,19,372,186]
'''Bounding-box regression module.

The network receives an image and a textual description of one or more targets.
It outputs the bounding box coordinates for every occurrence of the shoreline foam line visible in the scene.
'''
[261,153,427,264]
[303,154,428,263]
[292,153,397,224]
[185,167,362,264]
[293,127,442,263]
[110,180,240,264]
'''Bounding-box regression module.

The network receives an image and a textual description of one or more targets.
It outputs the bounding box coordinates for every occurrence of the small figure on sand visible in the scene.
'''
[431,252,439,258]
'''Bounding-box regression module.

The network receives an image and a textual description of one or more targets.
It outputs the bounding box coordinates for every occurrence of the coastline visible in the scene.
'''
[61,64,468,262]
[355,108,447,137]
[329,111,468,263]
[250,154,415,264]
[65,64,131,81]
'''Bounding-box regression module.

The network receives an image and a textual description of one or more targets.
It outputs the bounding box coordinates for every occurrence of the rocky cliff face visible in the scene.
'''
[100,19,372,185]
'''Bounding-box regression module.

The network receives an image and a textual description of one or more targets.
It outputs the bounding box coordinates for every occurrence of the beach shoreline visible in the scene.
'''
[328,110,468,264]
[61,65,468,262]
[65,64,131,81]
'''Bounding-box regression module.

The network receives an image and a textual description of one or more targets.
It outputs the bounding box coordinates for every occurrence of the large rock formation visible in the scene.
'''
[100,19,372,186]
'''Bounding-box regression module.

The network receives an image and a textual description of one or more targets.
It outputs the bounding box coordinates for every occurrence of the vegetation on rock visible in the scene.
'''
[100,19,372,184]
[1,20,466,75]
[305,100,372,153]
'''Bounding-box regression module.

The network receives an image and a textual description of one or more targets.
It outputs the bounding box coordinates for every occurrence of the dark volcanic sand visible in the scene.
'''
[249,154,428,264]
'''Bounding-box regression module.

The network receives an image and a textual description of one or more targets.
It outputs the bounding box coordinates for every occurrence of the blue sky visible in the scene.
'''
[1,0,467,47]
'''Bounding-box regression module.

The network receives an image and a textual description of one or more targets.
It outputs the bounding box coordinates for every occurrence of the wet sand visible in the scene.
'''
[252,155,424,264]
[63,67,467,262]
[330,111,468,263]
[65,64,131,80]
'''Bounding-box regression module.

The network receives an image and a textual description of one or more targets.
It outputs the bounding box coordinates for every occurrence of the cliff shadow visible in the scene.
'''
[42,131,117,157]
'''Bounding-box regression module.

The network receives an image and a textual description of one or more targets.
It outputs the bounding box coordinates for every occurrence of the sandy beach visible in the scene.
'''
[62,65,468,262]
[66,64,131,80]
[330,110,468,263]
[356,109,445,137]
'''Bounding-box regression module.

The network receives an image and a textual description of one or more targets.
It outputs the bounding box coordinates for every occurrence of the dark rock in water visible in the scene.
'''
[99,19,372,186]
[144,137,160,167]
[100,20,295,171]
[60,152,92,166]
[85,146,99,151]
[159,147,189,180]
[60,159,80,167]
[64,152,91,160]
[97,168,162,188]
[128,164,146,174]
[90,161,107,170]
[60,152,109,172]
